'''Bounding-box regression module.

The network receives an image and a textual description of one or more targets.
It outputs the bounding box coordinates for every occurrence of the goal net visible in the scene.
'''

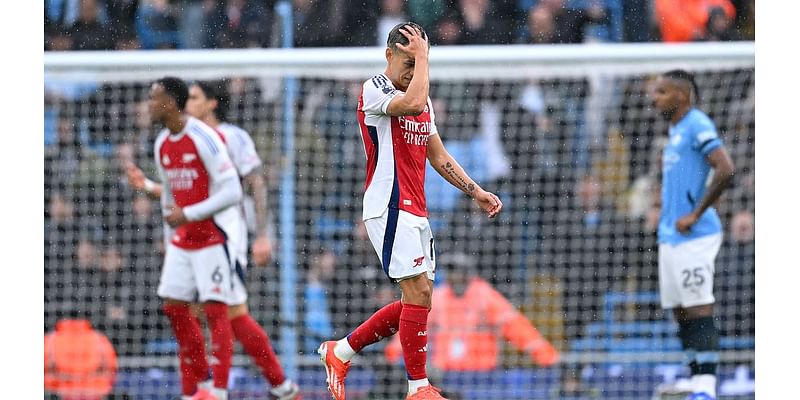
[44,43,754,399]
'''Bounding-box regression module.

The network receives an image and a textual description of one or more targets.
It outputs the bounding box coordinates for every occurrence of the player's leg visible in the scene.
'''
[397,215,443,399]
[656,235,722,400]
[157,245,209,399]
[194,244,239,400]
[655,242,694,398]
[226,268,300,400]
[673,234,723,399]
[317,209,424,400]
[397,274,433,395]
[317,210,396,399]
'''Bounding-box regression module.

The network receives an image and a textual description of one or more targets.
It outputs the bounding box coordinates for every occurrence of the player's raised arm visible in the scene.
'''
[384,25,430,117]
[426,134,503,218]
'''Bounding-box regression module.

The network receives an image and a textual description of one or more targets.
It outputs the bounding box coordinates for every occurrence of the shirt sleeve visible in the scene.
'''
[154,135,173,211]
[361,75,401,116]
[692,119,722,157]
[428,97,439,136]
[182,129,243,221]
[228,126,262,177]
[154,135,176,246]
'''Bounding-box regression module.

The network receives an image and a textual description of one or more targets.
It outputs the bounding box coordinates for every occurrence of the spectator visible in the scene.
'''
[45,26,75,51]
[44,319,118,400]
[69,0,112,50]
[113,27,142,50]
[455,0,519,45]
[622,0,651,42]
[46,0,108,29]
[524,5,556,44]
[433,11,464,45]
[716,210,754,338]
[135,0,181,49]
[202,0,272,49]
[45,115,82,187]
[523,0,607,44]
[105,0,139,46]
[705,6,740,41]
[177,0,205,49]
[293,0,347,47]
[655,0,735,42]
[46,192,80,268]
[376,0,407,46]
[406,0,447,33]
[384,253,559,371]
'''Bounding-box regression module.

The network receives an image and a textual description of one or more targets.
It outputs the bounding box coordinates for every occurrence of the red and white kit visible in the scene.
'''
[213,122,263,302]
[155,116,246,304]
[358,73,438,281]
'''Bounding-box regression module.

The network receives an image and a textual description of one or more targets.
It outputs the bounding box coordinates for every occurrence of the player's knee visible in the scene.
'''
[404,281,432,306]
[684,304,714,320]
[227,303,248,319]
[203,301,229,320]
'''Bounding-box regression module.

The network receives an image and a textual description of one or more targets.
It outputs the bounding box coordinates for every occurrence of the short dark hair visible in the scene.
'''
[663,69,700,103]
[387,21,428,50]
[194,80,229,122]
[156,76,189,110]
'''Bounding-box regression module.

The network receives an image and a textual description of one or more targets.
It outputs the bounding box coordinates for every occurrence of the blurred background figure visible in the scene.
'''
[44,319,118,400]
[655,0,735,42]
[385,252,559,371]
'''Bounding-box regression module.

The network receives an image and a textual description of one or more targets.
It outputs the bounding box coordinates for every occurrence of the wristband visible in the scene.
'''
[143,178,156,193]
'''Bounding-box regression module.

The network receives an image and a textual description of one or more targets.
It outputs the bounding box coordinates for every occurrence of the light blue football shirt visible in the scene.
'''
[658,108,724,245]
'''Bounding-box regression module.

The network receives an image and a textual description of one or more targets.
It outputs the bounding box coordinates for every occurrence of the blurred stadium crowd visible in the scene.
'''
[44,0,755,51]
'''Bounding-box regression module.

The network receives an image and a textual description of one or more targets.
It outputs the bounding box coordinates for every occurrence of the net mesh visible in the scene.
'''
[44,46,755,399]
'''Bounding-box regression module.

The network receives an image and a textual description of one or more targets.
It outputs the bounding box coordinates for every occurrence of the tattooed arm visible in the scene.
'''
[427,134,503,218]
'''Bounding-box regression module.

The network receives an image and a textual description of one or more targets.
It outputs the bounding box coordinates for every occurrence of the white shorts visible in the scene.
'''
[157,243,248,305]
[658,234,722,309]
[364,208,436,282]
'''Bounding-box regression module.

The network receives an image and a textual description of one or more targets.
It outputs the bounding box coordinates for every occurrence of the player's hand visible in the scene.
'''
[473,190,503,219]
[164,205,189,228]
[395,25,429,60]
[125,162,146,191]
[676,212,699,234]
[251,235,272,267]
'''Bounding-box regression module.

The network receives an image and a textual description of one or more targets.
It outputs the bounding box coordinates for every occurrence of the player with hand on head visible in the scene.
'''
[317,22,503,400]
[651,69,735,400]
[146,76,242,400]
[128,80,300,399]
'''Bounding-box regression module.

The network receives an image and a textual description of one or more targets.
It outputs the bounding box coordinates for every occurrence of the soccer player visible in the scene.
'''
[127,80,300,399]
[317,22,503,400]
[651,70,735,400]
[147,77,242,400]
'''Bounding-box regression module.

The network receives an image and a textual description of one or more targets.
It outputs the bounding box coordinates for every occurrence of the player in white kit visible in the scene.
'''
[128,80,300,399]
[147,77,242,400]
[318,23,503,400]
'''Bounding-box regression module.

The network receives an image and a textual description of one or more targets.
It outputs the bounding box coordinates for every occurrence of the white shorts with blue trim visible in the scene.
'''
[364,208,436,282]
[157,243,248,305]
[658,233,722,309]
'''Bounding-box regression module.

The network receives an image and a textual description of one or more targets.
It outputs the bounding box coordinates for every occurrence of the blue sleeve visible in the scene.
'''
[692,119,722,157]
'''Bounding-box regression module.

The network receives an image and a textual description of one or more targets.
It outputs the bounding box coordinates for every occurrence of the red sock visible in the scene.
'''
[204,302,234,389]
[231,314,286,386]
[348,300,403,352]
[163,303,208,395]
[191,315,211,383]
[399,303,429,380]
